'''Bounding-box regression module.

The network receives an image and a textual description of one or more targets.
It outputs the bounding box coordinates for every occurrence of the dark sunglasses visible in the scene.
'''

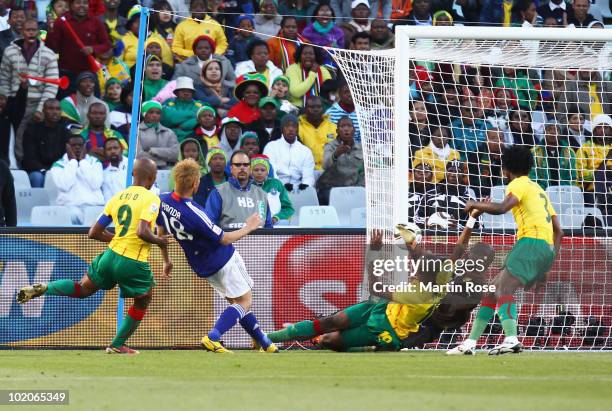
[232,162,251,168]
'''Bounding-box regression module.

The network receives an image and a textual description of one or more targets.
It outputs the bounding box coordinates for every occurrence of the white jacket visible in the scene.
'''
[102,156,128,202]
[263,137,315,187]
[234,60,283,90]
[50,154,104,207]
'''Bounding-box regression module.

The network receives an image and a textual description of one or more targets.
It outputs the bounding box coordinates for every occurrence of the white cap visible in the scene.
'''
[174,76,195,92]
[591,114,612,130]
[351,0,370,9]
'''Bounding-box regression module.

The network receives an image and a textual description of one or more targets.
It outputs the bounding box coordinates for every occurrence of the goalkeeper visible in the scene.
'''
[267,212,495,351]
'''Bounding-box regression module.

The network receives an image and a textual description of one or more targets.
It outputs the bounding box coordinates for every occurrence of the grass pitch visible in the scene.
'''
[1,350,611,411]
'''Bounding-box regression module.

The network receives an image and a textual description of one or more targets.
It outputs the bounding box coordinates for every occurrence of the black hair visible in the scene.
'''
[351,31,371,44]
[312,1,335,21]
[501,145,533,176]
[246,39,269,58]
[88,101,107,113]
[294,44,325,65]
[103,137,121,149]
[190,0,206,6]
[512,0,535,15]
[230,149,250,164]
[337,115,353,126]
[120,82,134,107]
[67,133,85,143]
[280,15,298,27]
[565,104,586,117]
[8,7,24,18]
[149,0,177,33]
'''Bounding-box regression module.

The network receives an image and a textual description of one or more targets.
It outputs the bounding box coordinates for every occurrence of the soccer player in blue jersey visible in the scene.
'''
[157,158,278,353]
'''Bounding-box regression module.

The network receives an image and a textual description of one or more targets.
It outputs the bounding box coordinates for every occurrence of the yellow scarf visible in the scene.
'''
[503,1,513,27]
[589,84,604,120]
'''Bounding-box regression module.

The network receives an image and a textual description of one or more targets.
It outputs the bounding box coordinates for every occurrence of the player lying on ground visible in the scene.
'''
[17,159,173,355]
[157,158,278,354]
[268,215,495,352]
[447,145,564,356]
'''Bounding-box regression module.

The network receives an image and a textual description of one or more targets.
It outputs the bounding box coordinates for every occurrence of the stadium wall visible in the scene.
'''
[1,229,610,349]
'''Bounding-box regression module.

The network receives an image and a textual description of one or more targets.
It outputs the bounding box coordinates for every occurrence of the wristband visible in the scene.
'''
[466,216,477,229]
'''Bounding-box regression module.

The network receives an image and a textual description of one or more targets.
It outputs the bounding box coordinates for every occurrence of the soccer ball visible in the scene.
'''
[395,222,422,246]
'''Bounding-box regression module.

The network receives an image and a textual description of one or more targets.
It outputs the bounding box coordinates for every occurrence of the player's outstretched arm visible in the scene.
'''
[219,213,262,245]
[136,220,173,247]
[449,200,488,262]
[465,195,518,216]
[156,225,174,279]
[88,217,114,243]
[551,215,564,256]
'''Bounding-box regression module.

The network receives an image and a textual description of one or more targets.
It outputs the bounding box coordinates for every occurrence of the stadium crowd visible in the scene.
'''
[0,0,610,228]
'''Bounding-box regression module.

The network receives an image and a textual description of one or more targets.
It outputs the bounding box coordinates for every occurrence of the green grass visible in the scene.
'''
[1,350,611,411]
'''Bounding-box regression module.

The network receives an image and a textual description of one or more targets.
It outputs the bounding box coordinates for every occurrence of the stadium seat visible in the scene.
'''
[560,206,607,229]
[329,186,366,226]
[30,206,73,226]
[350,207,367,227]
[546,185,584,214]
[481,213,517,230]
[313,169,323,183]
[299,206,340,227]
[156,169,172,193]
[10,170,31,189]
[15,188,50,225]
[489,185,507,201]
[82,206,105,226]
[43,174,59,205]
[594,0,612,19]
[288,186,319,225]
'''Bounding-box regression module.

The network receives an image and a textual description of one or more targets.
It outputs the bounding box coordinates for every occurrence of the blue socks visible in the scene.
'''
[240,311,272,349]
[208,304,244,341]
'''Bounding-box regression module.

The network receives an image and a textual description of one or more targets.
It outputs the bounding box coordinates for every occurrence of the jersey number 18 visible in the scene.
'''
[161,212,194,241]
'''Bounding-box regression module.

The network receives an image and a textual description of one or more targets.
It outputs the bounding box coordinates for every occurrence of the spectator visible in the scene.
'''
[143,55,168,101]
[100,0,126,45]
[411,65,435,103]
[302,3,345,59]
[326,80,361,141]
[330,0,352,23]
[594,155,612,225]
[264,114,315,191]
[49,132,104,224]
[251,154,294,224]
[369,18,394,50]
[45,0,70,31]
[218,116,243,158]
[566,106,590,147]
[195,59,238,117]
[299,95,337,170]
[451,98,488,156]
[487,88,517,144]
[20,99,68,187]
[235,39,283,90]
[513,0,540,27]
[0,8,25,63]
[193,146,228,206]
[102,78,123,111]
[576,114,612,203]
[172,34,235,89]
[408,161,433,224]
[254,0,282,41]
[278,0,312,25]
[560,69,612,121]
[537,0,573,26]
[341,0,372,44]
[95,46,130,93]
[0,18,59,164]
[227,14,255,67]
[404,0,432,25]
[109,82,132,138]
[148,0,176,45]
[161,76,203,142]
[467,128,505,197]
[413,125,460,183]
[142,37,174,79]
[101,137,127,201]
[267,16,303,71]
[508,108,537,147]
[120,5,142,68]
[169,137,208,190]
[568,0,598,27]
[246,96,282,149]
[60,71,109,127]
[270,75,299,116]
[172,0,228,61]
[227,73,268,123]
[81,102,127,163]
[137,100,179,170]
[417,159,477,230]
[233,131,277,178]
[494,67,539,110]
[205,150,273,229]
[194,104,220,150]
[286,44,332,109]
[0,87,25,166]
[0,159,15,226]
[480,0,518,26]
[432,9,454,26]
[46,0,112,86]
[350,31,371,50]
[530,121,577,189]
[408,99,430,151]
[316,116,364,205]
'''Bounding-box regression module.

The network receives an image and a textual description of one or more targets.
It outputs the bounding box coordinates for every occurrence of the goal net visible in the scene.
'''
[330,26,612,350]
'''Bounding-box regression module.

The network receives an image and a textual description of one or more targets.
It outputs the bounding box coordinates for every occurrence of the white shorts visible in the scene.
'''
[206,251,253,299]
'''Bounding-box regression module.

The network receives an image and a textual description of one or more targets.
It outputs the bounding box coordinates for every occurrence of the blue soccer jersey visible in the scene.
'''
[157,192,234,277]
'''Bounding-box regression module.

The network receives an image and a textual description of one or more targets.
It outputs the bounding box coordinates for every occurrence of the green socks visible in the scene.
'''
[469,298,497,340]
[268,320,316,342]
[46,280,79,297]
[498,296,518,338]
[111,307,146,348]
